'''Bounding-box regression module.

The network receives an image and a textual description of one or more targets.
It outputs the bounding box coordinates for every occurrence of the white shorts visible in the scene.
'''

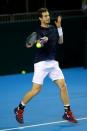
[32,60,64,85]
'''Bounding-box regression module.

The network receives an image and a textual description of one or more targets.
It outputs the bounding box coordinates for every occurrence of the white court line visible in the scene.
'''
[0,117,87,131]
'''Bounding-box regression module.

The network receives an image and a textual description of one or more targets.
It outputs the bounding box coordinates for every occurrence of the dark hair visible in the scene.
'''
[37,8,48,18]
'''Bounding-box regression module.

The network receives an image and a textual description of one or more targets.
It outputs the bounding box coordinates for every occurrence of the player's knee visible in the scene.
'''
[32,86,41,95]
[60,82,67,91]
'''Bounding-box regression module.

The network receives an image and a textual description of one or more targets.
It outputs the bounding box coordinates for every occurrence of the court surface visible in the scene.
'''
[0,67,87,131]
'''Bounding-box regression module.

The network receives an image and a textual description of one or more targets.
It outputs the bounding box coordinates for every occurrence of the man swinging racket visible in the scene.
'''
[14,8,77,124]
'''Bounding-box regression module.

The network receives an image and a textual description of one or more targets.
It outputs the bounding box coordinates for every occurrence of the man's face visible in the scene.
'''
[39,11,50,25]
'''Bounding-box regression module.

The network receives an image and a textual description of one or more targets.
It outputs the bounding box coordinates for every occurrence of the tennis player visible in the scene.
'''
[14,8,77,124]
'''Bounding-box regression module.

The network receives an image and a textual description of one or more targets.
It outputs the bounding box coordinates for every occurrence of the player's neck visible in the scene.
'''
[41,23,49,28]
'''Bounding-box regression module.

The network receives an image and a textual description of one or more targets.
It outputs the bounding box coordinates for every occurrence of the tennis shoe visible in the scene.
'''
[63,111,77,123]
[14,107,24,124]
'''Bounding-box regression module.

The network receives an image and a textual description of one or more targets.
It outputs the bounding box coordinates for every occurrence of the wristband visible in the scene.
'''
[57,27,63,36]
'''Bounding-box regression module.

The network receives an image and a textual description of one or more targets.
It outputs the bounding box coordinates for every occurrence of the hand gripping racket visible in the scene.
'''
[26,32,48,48]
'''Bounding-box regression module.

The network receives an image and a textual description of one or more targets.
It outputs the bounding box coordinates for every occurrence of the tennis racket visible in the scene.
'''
[26,32,48,48]
[26,32,37,47]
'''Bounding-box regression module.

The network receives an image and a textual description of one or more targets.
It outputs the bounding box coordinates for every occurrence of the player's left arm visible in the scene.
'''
[55,16,63,44]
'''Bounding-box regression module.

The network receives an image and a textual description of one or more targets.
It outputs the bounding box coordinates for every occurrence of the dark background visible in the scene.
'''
[0,0,87,75]
[0,0,82,14]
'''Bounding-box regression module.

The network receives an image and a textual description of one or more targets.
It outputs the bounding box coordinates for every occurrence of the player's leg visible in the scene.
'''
[49,61,69,105]
[22,83,42,104]
[49,61,77,123]
[54,79,69,106]
[14,61,48,124]
[14,83,42,124]
[54,79,77,123]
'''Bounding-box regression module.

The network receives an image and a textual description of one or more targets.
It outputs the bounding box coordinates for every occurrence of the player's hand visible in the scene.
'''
[55,16,62,28]
[40,36,48,43]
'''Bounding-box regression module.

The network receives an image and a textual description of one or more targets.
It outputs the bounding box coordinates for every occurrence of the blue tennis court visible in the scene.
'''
[0,67,87,131]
